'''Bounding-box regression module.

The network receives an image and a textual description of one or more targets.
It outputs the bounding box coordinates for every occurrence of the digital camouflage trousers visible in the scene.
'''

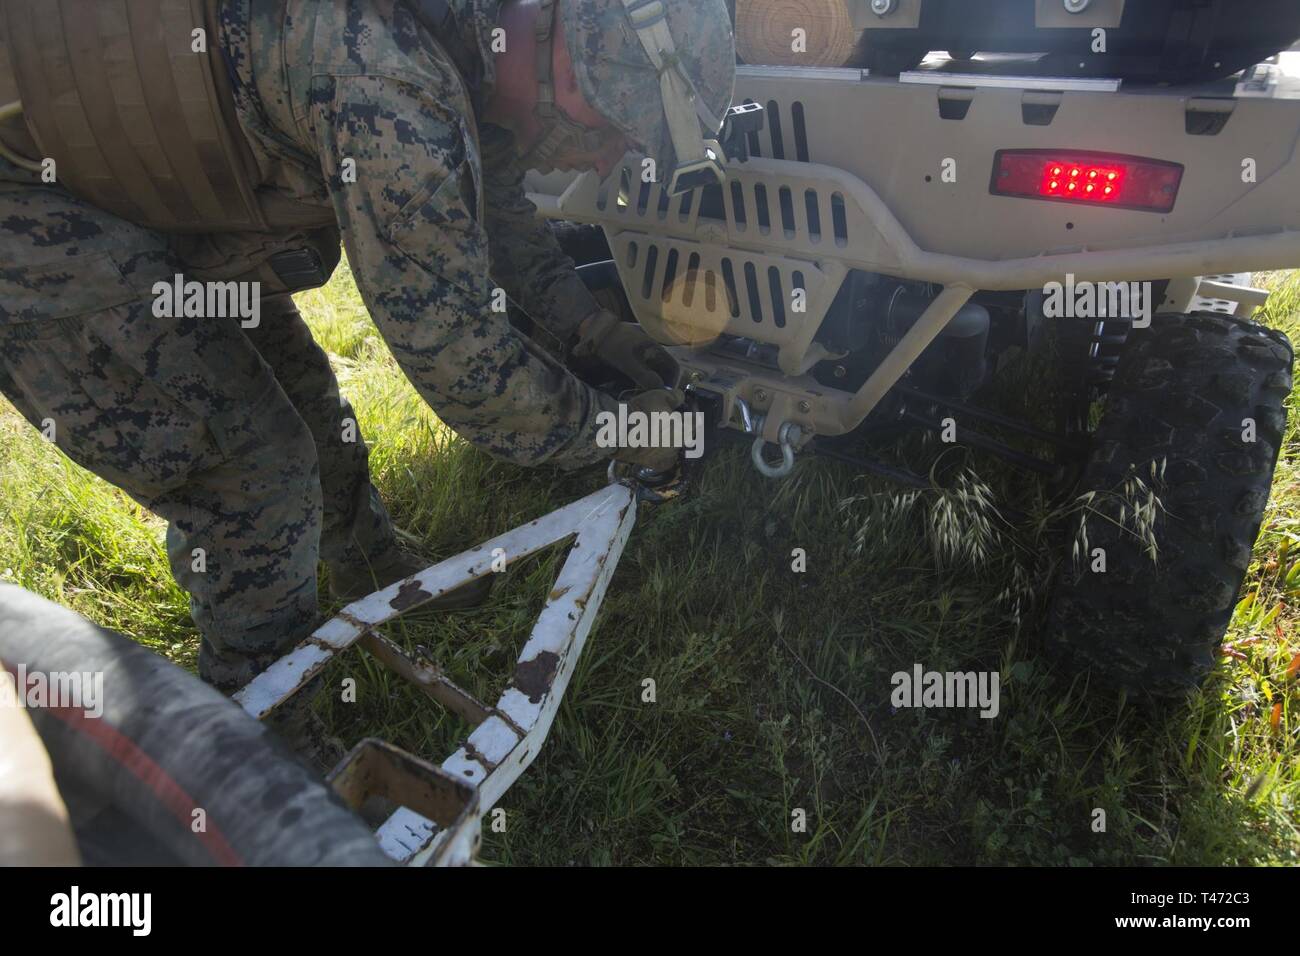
[0,178,395,692]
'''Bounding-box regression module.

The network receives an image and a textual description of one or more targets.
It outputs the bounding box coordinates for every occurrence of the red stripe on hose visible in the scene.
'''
[45,704,245,867]
[1,657,245,867]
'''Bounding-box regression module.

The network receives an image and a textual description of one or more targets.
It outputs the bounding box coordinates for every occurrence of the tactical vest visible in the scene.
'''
[0,0,482,235]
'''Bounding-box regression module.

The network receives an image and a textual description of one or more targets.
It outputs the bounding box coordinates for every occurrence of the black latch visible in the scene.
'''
[269,247,328,293]
[720,102,765,163]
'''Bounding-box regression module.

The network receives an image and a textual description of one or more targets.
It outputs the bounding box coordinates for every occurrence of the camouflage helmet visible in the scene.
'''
[558,0,736,187]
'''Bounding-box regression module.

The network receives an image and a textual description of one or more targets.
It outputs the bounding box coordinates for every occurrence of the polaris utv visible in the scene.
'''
[530,0,1300,695]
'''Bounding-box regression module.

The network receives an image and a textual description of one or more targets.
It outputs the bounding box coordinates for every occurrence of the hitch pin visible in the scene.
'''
[734,396,757,435]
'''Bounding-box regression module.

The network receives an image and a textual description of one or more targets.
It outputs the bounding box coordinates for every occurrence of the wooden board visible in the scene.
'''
[735,0,861,68]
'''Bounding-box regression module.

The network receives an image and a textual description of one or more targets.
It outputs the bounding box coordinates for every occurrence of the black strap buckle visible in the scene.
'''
[719,102,765,163]
[268,248,327,293]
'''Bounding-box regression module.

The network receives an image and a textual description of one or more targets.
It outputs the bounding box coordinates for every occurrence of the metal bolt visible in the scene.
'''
[798,400,812,414]
[754,388,769,404]
[871,0,897,16]
[1063,0,1091,13]
[689,370,704,383]
[833,365,847,379]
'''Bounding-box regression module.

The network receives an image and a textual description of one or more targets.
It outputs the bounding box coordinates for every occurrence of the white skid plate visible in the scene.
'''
[234,483,638,865]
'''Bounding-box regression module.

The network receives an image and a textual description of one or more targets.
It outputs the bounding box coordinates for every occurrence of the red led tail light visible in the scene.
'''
[991,150,1184,213]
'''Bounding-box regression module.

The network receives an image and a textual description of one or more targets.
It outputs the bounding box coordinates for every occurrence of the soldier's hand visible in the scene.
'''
[613,388,685,473]
[573,310,680,391]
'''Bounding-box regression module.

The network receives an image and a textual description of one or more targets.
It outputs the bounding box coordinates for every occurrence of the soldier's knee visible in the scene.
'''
[277,407,320,467]
[210,382,320,477]
[253,406,323,512]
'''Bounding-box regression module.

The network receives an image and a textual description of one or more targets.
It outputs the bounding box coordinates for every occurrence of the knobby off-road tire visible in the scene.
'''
[1046,312,1293,695]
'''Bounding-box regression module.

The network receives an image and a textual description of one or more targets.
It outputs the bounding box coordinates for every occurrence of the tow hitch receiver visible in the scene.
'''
[235,483,638,865]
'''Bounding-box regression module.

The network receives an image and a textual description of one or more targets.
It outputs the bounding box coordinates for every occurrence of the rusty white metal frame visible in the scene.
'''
[233,483,638,866]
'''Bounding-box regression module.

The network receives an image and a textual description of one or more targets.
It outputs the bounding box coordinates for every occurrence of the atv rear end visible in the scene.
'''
[529,47,1300,693]
[532,59,1300,451]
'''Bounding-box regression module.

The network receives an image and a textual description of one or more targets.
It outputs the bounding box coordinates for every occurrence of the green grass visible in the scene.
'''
[2,260,1298,865]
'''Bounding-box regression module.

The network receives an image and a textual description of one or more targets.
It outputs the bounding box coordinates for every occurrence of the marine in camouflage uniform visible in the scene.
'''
[0,0,734,691]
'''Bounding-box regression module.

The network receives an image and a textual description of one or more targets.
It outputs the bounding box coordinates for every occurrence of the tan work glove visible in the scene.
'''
[573,311,680,390]
[612,388,686,473]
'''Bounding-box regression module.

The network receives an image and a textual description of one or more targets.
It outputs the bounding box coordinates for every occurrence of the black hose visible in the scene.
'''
[0,584,393,867]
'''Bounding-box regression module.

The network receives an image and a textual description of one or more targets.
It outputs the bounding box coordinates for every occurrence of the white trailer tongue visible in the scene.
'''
[234,482,639,866]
